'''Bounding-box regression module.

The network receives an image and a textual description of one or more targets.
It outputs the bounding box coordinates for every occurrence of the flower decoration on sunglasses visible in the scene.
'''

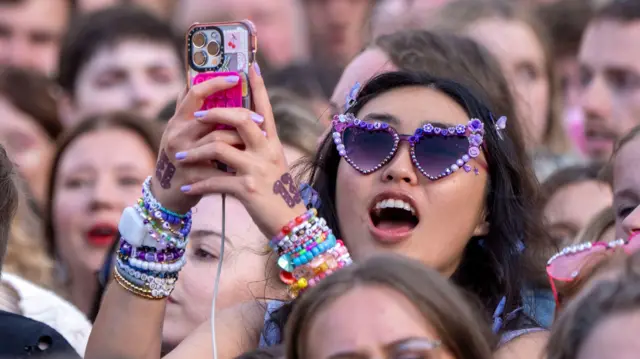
[331,113,487,180]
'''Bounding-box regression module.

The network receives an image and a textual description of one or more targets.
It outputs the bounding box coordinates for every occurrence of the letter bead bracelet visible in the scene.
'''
[271,208,353,298]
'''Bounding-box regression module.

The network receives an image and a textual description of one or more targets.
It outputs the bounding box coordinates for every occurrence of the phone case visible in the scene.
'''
[185,20,257,172]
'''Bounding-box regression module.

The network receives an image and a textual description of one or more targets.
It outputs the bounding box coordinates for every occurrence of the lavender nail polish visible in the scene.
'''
[194,110,208,118]
[180,185,192,193]
[251,113,264,123]
[226,75,240,83]
[254,63,261,76]
[175,152,187,160]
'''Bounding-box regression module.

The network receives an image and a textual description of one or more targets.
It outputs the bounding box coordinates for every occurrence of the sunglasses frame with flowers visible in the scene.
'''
[331,113,486,180]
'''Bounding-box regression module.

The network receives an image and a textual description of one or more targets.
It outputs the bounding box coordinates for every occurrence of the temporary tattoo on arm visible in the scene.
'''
[155,150,176,189]
[273,173,302,208]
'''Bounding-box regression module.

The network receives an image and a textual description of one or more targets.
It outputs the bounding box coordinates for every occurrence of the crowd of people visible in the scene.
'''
[0,0,639,358]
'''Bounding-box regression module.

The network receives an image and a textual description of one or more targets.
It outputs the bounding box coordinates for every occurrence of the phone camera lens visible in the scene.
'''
[193,50,208,66]
[207,41,220,56]
[192,32,206,48]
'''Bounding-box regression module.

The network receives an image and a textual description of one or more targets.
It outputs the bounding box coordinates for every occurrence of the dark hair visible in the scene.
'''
[0,144,19,272]
[374,30,517,128]
[43,112,162,257]
[57,5,181,97]
[157,100,177,123]
[547,251,640,359]
[286,254,496,359]
[594,0,640,22]
[0,66,63,140]
[539,0,594,58]
[540,162,608,208]
[264,63,341,100]
[235,345,285,359]
[304,71,550,322]
[601,124,640,184]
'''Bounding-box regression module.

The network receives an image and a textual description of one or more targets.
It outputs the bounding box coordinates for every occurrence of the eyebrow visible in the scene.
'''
[614,188,640,202]
[189,229,234,247]
[362,112,457,129]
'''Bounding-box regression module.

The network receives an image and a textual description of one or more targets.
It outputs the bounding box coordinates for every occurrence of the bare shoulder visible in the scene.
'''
[495,331,549,359]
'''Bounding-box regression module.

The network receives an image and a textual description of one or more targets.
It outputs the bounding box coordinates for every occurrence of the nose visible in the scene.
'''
[622,205,640,239]
[580,75,611,122]
[380,144,419,185]
[129,77,153,110]
[89,177,119,211]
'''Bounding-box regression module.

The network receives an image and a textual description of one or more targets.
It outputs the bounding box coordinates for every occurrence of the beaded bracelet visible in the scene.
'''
[271,208,353,298]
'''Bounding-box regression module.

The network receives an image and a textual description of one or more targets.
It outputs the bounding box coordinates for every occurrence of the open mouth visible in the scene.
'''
[86,223,118,247]
[368,195,419,242]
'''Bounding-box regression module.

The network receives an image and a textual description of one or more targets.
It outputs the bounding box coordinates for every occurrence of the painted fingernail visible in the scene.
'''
[175,152,187,160]
[225,75,240,83]
[254,63,261,76]
[194,110,207,118]
[251,113,264,124]
[180,185,192,193]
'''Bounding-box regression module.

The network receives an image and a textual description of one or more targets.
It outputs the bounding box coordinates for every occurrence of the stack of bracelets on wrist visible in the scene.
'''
[270,208,353,298]
[114,176,192,299]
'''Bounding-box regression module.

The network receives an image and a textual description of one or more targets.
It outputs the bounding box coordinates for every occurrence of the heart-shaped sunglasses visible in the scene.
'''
[331,113,486,180]
[546,233,640,306]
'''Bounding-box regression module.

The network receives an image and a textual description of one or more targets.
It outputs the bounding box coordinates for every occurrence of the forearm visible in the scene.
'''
[86,283,165,359]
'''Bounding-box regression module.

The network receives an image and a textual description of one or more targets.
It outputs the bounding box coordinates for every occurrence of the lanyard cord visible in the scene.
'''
[211,193,226,359]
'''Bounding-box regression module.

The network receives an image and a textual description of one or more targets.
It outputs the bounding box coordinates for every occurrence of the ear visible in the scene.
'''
[472,208,490,236]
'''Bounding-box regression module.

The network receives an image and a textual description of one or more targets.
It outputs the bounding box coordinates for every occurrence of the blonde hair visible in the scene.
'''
[428,0,570,155]
[4,178,54,289]
[269,88,325,156]
[573,207,615,246]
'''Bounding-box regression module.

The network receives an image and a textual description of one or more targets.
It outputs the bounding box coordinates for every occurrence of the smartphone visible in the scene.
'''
[185,20,257,172]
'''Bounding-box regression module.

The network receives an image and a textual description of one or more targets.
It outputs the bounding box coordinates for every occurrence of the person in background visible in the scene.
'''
[76,0,178,19]
[578,0,640,161]
[371,0,453,37]
[0,0,72,76]
[57,6,184,126]
[302,0,377,70]
[0,66,63,208]
[547,251,640,359]
[538,0,594,155]
[172,0,306,69]
[264,64,342,125]
[574,206,616,246]
[0,144,82,359]
[431,0,577,180]
[540,163,612,247]
[44,113,161,315]
[286,255,495,359]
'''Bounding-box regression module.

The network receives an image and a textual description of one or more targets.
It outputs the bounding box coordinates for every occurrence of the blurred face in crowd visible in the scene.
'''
[579,20,640,161]
[373,0,453,37]
[174,0,301,68]
[0,0,71,75]
[544,180,612,246]
[76,0,177,19]
[577,309,640,359]
[64,40,183,125]
[612,135,640,240]
[0,97,55,206]
[305,285,454,359]
[163,195,277,348]
[303,0,374,68]
[465,18,550,150]
[52,128,155,311]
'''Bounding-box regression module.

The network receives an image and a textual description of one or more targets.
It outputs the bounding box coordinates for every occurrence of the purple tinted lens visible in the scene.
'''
[413,135,469,176]
[342,127,395,172]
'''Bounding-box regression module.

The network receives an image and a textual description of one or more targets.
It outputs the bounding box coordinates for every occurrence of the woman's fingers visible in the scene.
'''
[174,75,241,119]
[176,141,251,170]
[180,174,242,197]
[194,129,244,148]
[194,108,266,149]
[249,63,278,138]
